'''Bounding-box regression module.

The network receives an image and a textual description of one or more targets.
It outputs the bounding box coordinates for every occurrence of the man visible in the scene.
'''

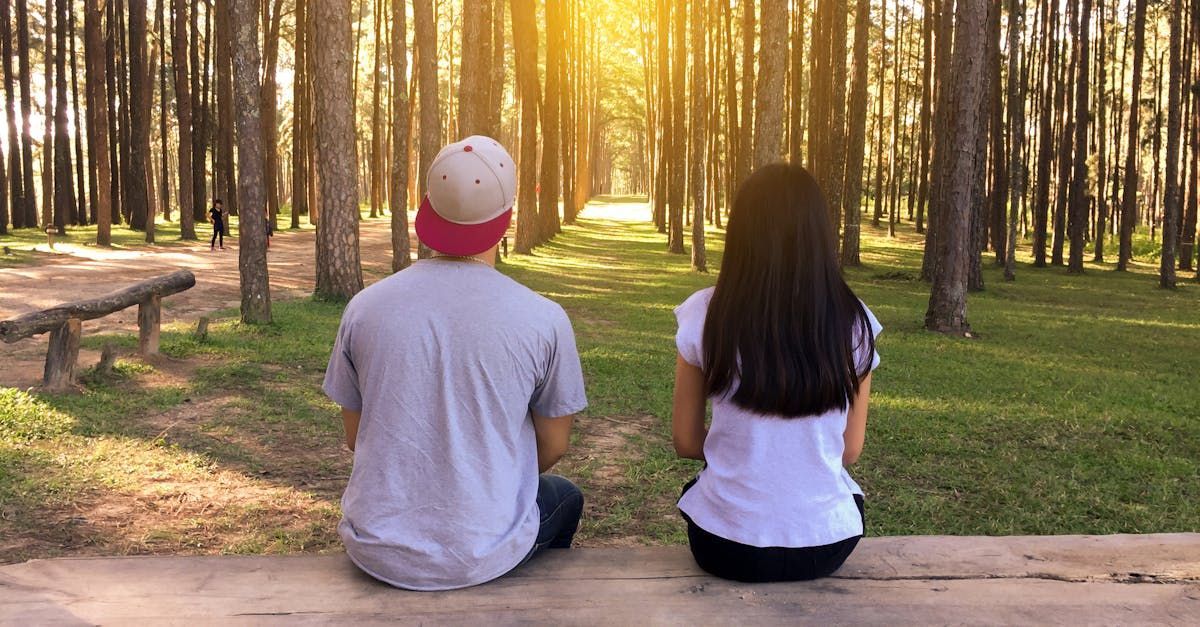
[209,199,225,251]
[323,136,588,591]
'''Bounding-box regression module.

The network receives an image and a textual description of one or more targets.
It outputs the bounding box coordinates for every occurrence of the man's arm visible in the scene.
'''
[341,408,361,452]
[532,413,574,472]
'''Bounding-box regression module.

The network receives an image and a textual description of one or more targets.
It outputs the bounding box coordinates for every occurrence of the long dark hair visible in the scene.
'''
[702,163,874,417]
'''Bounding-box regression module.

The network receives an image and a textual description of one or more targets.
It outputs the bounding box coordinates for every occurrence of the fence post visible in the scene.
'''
[43,319,82,391]
[138,295,162,356]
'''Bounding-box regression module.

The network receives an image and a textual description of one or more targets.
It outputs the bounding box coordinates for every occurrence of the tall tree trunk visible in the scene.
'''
[155,0,168,227]
[840,0,870,266]
[919,0,954,281]
[653,0,670,233]
[926,0,987,335]
[16,0,37,227]
[488,0,506,138]
[171,0,196,238]
[230,0,271,321]
[539,0,563,240]
[413,0,439,258]
[292,0,309,228]
[1067,0,1092,273]
[106,0,123,226]
[458,0,491,136]
[988,0,1008,264]
[737,0,755,187]
[390,0,411,271]
[752,0,786,167]
[1032,0,1060,267]
[262,0,283,230]
[915,0,934,234]
[1004,0,1025,281]
[511,0,540,254]
[1,0,23,232]
[1118,0,1147,271]
[41,0,53,228]
[1160,0,1185,287]
[127,0,152,234]
[667,0,686,254]
[68,1,86,226]
[689,0,707,271]
[215,0,237,217]
[313,0,364,298]
[788,0,806,166]
[368,0,383,219]
[190,0,207,223]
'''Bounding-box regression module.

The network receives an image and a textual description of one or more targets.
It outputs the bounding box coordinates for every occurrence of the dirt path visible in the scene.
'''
[0,219,399,389]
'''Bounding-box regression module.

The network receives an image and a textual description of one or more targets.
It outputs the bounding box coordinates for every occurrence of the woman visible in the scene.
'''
[671,163,881,583]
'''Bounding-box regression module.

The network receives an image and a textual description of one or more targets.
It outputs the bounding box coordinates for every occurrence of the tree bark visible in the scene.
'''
[841,0,870,267]
[511,0,540,254]
[458,0,491,137]
[16,0,37,227]
[539,0,563,240]
[230,0,272,322]
[292,0,309,228]
[190,0,207,223]
[171,0,196,238]
[1067,0,1092,273]
[413,0,439,258]
[390,0,411,271]
[1004,0,1025,281]
[689,0,707,272]
[127,0,151,233]
[1,0,23,232]
[1160,0,1185,287]
[653,0,670,233]
[1118,0,1147,271]
[215,0,237,217]
[1032,0,1060,267]
[925,0,986,335]
[262,0,284,230]
[667,0,686,254]
[752,0,786,168]
[313,0,364,298]
[737,0,755,187]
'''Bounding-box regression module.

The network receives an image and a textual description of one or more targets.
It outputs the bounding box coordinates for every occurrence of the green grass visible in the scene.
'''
[1,196,1197,560]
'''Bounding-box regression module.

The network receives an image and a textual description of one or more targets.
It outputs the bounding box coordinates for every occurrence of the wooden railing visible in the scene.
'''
[0,270,196,391]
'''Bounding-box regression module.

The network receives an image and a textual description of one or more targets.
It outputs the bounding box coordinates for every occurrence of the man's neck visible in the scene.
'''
[432,245,499,268]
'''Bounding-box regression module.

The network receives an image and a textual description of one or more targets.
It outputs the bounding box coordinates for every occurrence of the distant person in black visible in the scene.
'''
[210,199,226,250]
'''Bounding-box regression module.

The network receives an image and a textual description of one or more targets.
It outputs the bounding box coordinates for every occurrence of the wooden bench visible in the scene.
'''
[2,534,1197,624]
[0,270,196,391]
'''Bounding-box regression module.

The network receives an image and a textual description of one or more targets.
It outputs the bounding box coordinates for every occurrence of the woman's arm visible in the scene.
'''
[672,354,708,461]
[843,373,872,466]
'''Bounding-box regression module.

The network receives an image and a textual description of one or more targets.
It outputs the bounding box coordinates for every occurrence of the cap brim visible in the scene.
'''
[415,196,512,256]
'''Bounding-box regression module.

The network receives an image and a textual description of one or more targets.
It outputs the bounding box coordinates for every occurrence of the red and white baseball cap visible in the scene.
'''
[415,135,517,256]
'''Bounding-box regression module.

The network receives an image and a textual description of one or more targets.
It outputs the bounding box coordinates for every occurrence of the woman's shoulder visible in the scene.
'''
[675,286,716,317]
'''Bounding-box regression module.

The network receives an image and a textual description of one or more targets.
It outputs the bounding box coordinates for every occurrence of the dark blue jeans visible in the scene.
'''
[517,474,584,566]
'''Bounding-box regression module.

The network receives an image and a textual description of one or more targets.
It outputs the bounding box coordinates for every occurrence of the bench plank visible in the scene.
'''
[3,535,1198,624]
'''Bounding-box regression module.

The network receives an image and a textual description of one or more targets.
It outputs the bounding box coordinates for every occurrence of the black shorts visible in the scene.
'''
[680,478,865,583]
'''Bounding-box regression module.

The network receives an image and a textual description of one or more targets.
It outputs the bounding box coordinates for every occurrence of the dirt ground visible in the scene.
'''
[0,219,398,389]
[1,204,662,560]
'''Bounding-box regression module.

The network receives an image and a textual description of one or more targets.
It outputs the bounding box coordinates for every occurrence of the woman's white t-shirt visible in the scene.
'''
[674,287,882,549]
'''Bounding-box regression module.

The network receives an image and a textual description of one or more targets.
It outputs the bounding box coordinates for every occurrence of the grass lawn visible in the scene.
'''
[1,196,1198,561]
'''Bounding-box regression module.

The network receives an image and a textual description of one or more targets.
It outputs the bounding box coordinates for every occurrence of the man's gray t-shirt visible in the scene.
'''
[322,259,587,591]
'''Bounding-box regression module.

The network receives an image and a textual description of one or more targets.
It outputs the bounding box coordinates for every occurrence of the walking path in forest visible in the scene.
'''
[0,219,397,389]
